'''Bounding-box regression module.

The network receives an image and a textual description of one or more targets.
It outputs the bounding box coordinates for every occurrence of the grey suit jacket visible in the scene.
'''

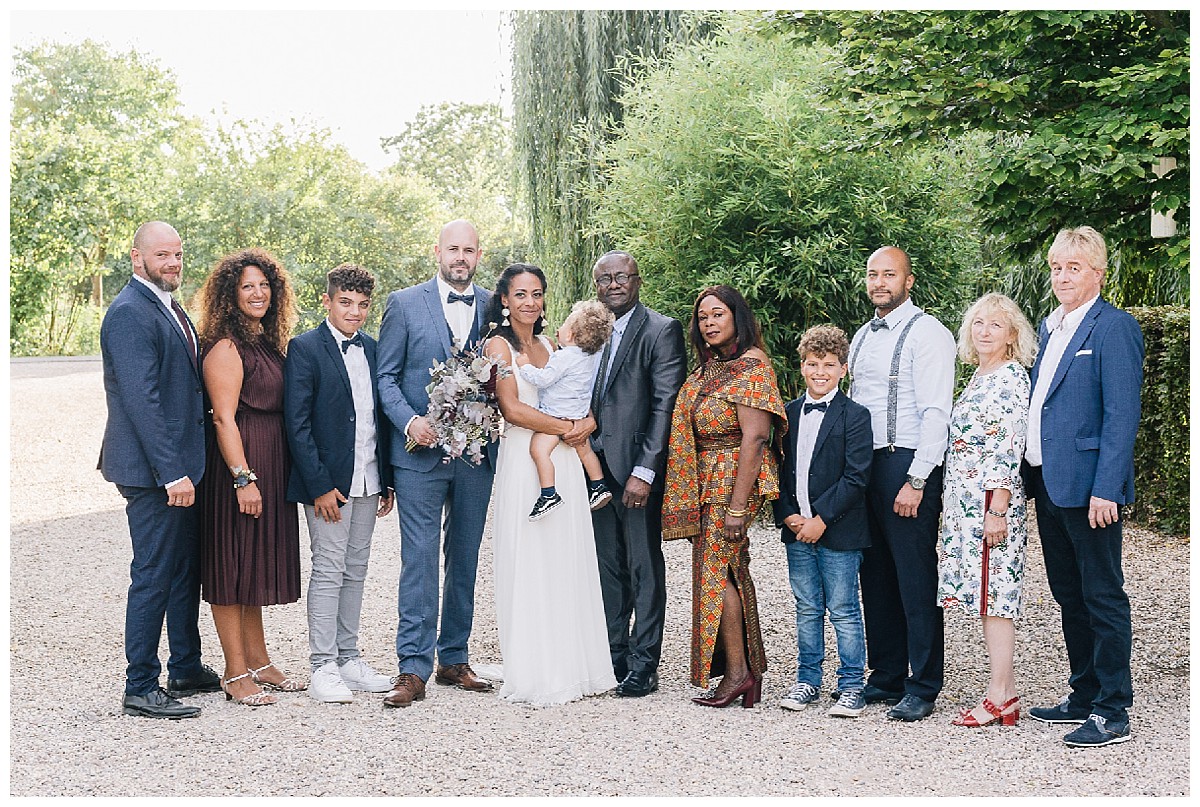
[591,302,687,491]
[376,277,495,473]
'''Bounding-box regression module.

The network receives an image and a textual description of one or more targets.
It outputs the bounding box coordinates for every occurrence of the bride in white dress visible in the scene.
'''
[483,264,616,706]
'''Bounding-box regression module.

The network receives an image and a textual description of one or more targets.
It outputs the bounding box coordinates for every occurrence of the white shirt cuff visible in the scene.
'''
[404,415,419,438]
[164,477,188,491]
[631,466,655,485]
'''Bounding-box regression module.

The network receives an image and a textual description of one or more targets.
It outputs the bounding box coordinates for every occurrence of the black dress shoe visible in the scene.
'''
[167,664,222,697]
[614,670,659,698]
[862,684,904,705]
[886,693,935,722]
[122,687,201,719]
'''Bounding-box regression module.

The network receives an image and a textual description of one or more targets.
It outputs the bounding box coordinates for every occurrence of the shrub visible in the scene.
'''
[1126,305,1189,536]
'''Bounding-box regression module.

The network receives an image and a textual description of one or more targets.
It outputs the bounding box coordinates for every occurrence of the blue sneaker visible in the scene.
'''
[1063,714,1131,748]
[780,682,820,711]
[1029,696,1091,725]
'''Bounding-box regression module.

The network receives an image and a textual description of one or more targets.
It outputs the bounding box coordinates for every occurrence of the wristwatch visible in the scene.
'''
[906,475,926,491]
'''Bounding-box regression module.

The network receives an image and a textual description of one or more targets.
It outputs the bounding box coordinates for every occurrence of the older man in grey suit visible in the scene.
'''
[376,219,497,708]
[589,250,687,697]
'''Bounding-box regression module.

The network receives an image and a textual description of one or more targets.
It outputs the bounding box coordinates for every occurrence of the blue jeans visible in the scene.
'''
[786,541,866,693]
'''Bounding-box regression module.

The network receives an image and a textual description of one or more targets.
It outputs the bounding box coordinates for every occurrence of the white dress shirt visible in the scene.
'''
[133,273,194,491]
[326,320,382,497]
[436,274,476,350]
[593,307,655,485]
[849,297,955,479]
[1025,294,1099,467]
[793,389,839,518]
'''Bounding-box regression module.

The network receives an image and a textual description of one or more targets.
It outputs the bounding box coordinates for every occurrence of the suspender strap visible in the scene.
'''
[849,312,924,451]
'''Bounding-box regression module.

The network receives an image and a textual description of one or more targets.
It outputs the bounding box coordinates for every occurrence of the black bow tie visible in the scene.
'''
[803,401,828,415]
[341,332,364,353]
[447,291,475,305]
[869,317,889,331]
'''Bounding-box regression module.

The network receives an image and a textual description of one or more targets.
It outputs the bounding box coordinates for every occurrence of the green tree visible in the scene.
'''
[10,39,192,353]
[382,102,528,289]
[511,9,708,317]
[167,119,443,332]
[771,10,1190,314]
[593,19,983,396]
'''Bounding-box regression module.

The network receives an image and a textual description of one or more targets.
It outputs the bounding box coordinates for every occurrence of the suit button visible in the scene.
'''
[349,415,355,421]
[198,419,204,425]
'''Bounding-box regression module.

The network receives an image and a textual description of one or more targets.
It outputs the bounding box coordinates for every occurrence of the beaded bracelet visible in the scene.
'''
[985,508,1008,518]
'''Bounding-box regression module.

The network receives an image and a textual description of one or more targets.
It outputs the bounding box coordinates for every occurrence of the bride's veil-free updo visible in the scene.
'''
[482,263,548,349]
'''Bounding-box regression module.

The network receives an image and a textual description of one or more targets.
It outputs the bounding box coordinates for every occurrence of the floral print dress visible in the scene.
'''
[937,360,1030,619]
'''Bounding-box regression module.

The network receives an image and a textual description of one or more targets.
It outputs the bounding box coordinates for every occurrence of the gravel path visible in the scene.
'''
[8,360,1190,796]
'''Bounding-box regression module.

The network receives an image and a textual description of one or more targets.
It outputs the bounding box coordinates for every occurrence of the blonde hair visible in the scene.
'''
[1047,225,1107,271]
[565,299,614,354]
[957,293,1038,368]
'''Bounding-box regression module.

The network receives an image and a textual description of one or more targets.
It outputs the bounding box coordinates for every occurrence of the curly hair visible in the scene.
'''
[565,299,614,354]
[481,263,547,349]
[956,292,1039,368]
[196,247,297,355]
[326,263,375,297]
[796,324,849,364]
[688,284,765,364]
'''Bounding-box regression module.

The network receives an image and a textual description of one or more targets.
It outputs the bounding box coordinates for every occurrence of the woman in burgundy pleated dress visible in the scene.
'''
[196,248,303,706]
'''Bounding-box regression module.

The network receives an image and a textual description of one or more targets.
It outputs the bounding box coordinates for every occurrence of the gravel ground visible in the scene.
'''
[8,359,1190,796]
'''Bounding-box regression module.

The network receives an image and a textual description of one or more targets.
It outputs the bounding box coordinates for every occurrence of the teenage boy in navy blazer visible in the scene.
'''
[285,264,396,703]
[774,325,874,718]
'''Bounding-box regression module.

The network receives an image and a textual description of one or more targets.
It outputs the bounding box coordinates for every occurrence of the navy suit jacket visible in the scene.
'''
[773,391,873,551]
[284,323,394,505]
[1026,297,1143,508]
[376,278,497,472]
[99,278,206,488]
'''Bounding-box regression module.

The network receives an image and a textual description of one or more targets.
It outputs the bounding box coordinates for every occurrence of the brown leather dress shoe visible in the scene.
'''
[382,673,426,708]
[434,663,493,692]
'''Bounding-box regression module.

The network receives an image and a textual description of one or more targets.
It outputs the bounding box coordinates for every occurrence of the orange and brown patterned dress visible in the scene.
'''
[662,355,786,688]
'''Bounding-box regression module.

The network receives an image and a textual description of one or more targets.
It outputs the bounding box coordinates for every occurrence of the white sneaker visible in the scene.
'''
[309,661,353,703]
[338,657,394,692]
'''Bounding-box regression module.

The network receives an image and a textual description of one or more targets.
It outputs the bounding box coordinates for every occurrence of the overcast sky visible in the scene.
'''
[11,8,512,172]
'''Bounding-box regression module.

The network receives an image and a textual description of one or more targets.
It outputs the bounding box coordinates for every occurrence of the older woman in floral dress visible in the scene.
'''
[938,292,1037,727]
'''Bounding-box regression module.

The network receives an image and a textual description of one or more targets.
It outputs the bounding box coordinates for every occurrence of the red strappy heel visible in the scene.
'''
[952,695,1020,727]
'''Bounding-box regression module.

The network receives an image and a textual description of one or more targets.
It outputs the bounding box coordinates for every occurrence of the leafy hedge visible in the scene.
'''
[1126,306,1189,536]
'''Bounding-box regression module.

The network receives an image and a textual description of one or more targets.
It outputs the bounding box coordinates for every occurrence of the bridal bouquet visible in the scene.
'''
[407,340,510,465]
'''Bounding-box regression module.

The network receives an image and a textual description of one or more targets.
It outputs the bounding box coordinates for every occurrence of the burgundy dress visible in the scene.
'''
[199,338,300,606]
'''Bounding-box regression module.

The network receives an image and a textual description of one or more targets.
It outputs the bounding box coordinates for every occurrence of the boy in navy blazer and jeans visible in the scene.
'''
[774,325,874,717]
[285,264,395,703]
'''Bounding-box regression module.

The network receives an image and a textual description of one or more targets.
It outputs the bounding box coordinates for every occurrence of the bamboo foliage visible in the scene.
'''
[511,10,706,319]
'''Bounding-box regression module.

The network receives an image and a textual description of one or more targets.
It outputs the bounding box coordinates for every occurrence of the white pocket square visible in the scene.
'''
[1075,349,1093,356]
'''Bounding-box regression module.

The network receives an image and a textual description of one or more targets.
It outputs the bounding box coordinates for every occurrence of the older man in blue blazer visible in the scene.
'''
[99,221,219,719]
[1022,226,1144,748]
[376,220,498,707]
[285,264,396,703]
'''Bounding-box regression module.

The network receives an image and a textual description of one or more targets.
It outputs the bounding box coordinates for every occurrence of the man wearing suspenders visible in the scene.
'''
[848,246,955,722]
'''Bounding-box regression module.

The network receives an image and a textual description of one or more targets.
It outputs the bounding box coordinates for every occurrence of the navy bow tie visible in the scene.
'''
[803,401,828,415]
[447,291,475,305]
[341,332,364,353]
[869,317,889,331]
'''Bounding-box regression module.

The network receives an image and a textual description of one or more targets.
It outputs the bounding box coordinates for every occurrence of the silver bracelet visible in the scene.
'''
[986,507,1008,518]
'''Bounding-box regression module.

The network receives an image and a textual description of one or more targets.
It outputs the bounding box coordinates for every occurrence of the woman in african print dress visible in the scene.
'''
[663,285,785,708]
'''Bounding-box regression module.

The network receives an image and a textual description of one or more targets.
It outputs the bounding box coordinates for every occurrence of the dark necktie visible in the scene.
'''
[803,401,828,415]
[869,317,889,331]
[447,291,475,305]
[341,332,364,353]
[170,298,197,364]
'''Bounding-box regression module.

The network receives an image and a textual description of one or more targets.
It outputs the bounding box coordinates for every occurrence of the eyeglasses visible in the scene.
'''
[595,272,639,288]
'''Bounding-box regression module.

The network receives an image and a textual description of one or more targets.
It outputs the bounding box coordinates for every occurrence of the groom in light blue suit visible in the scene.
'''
[377,220,498,707]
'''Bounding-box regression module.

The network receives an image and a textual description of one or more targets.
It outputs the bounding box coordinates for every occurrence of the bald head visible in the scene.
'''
[130,221,184,292]
[435,219,481,291]
[865,246,914,316]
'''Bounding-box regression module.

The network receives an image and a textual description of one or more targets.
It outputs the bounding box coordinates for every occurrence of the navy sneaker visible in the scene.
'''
[1063,714,1131,747]
[1029,696,1091,725]
[588,485,613,510]
[528,492,563,521]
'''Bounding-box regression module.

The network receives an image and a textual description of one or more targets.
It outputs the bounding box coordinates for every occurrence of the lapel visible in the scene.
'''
[421,278,454,357]
[469,283,491,346]
[603,303,647,399]
[130,279,200,379]
[1045,299,1105,401]
[811,392,844,460]
[318,323,354,399]
[786,401,804,482]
